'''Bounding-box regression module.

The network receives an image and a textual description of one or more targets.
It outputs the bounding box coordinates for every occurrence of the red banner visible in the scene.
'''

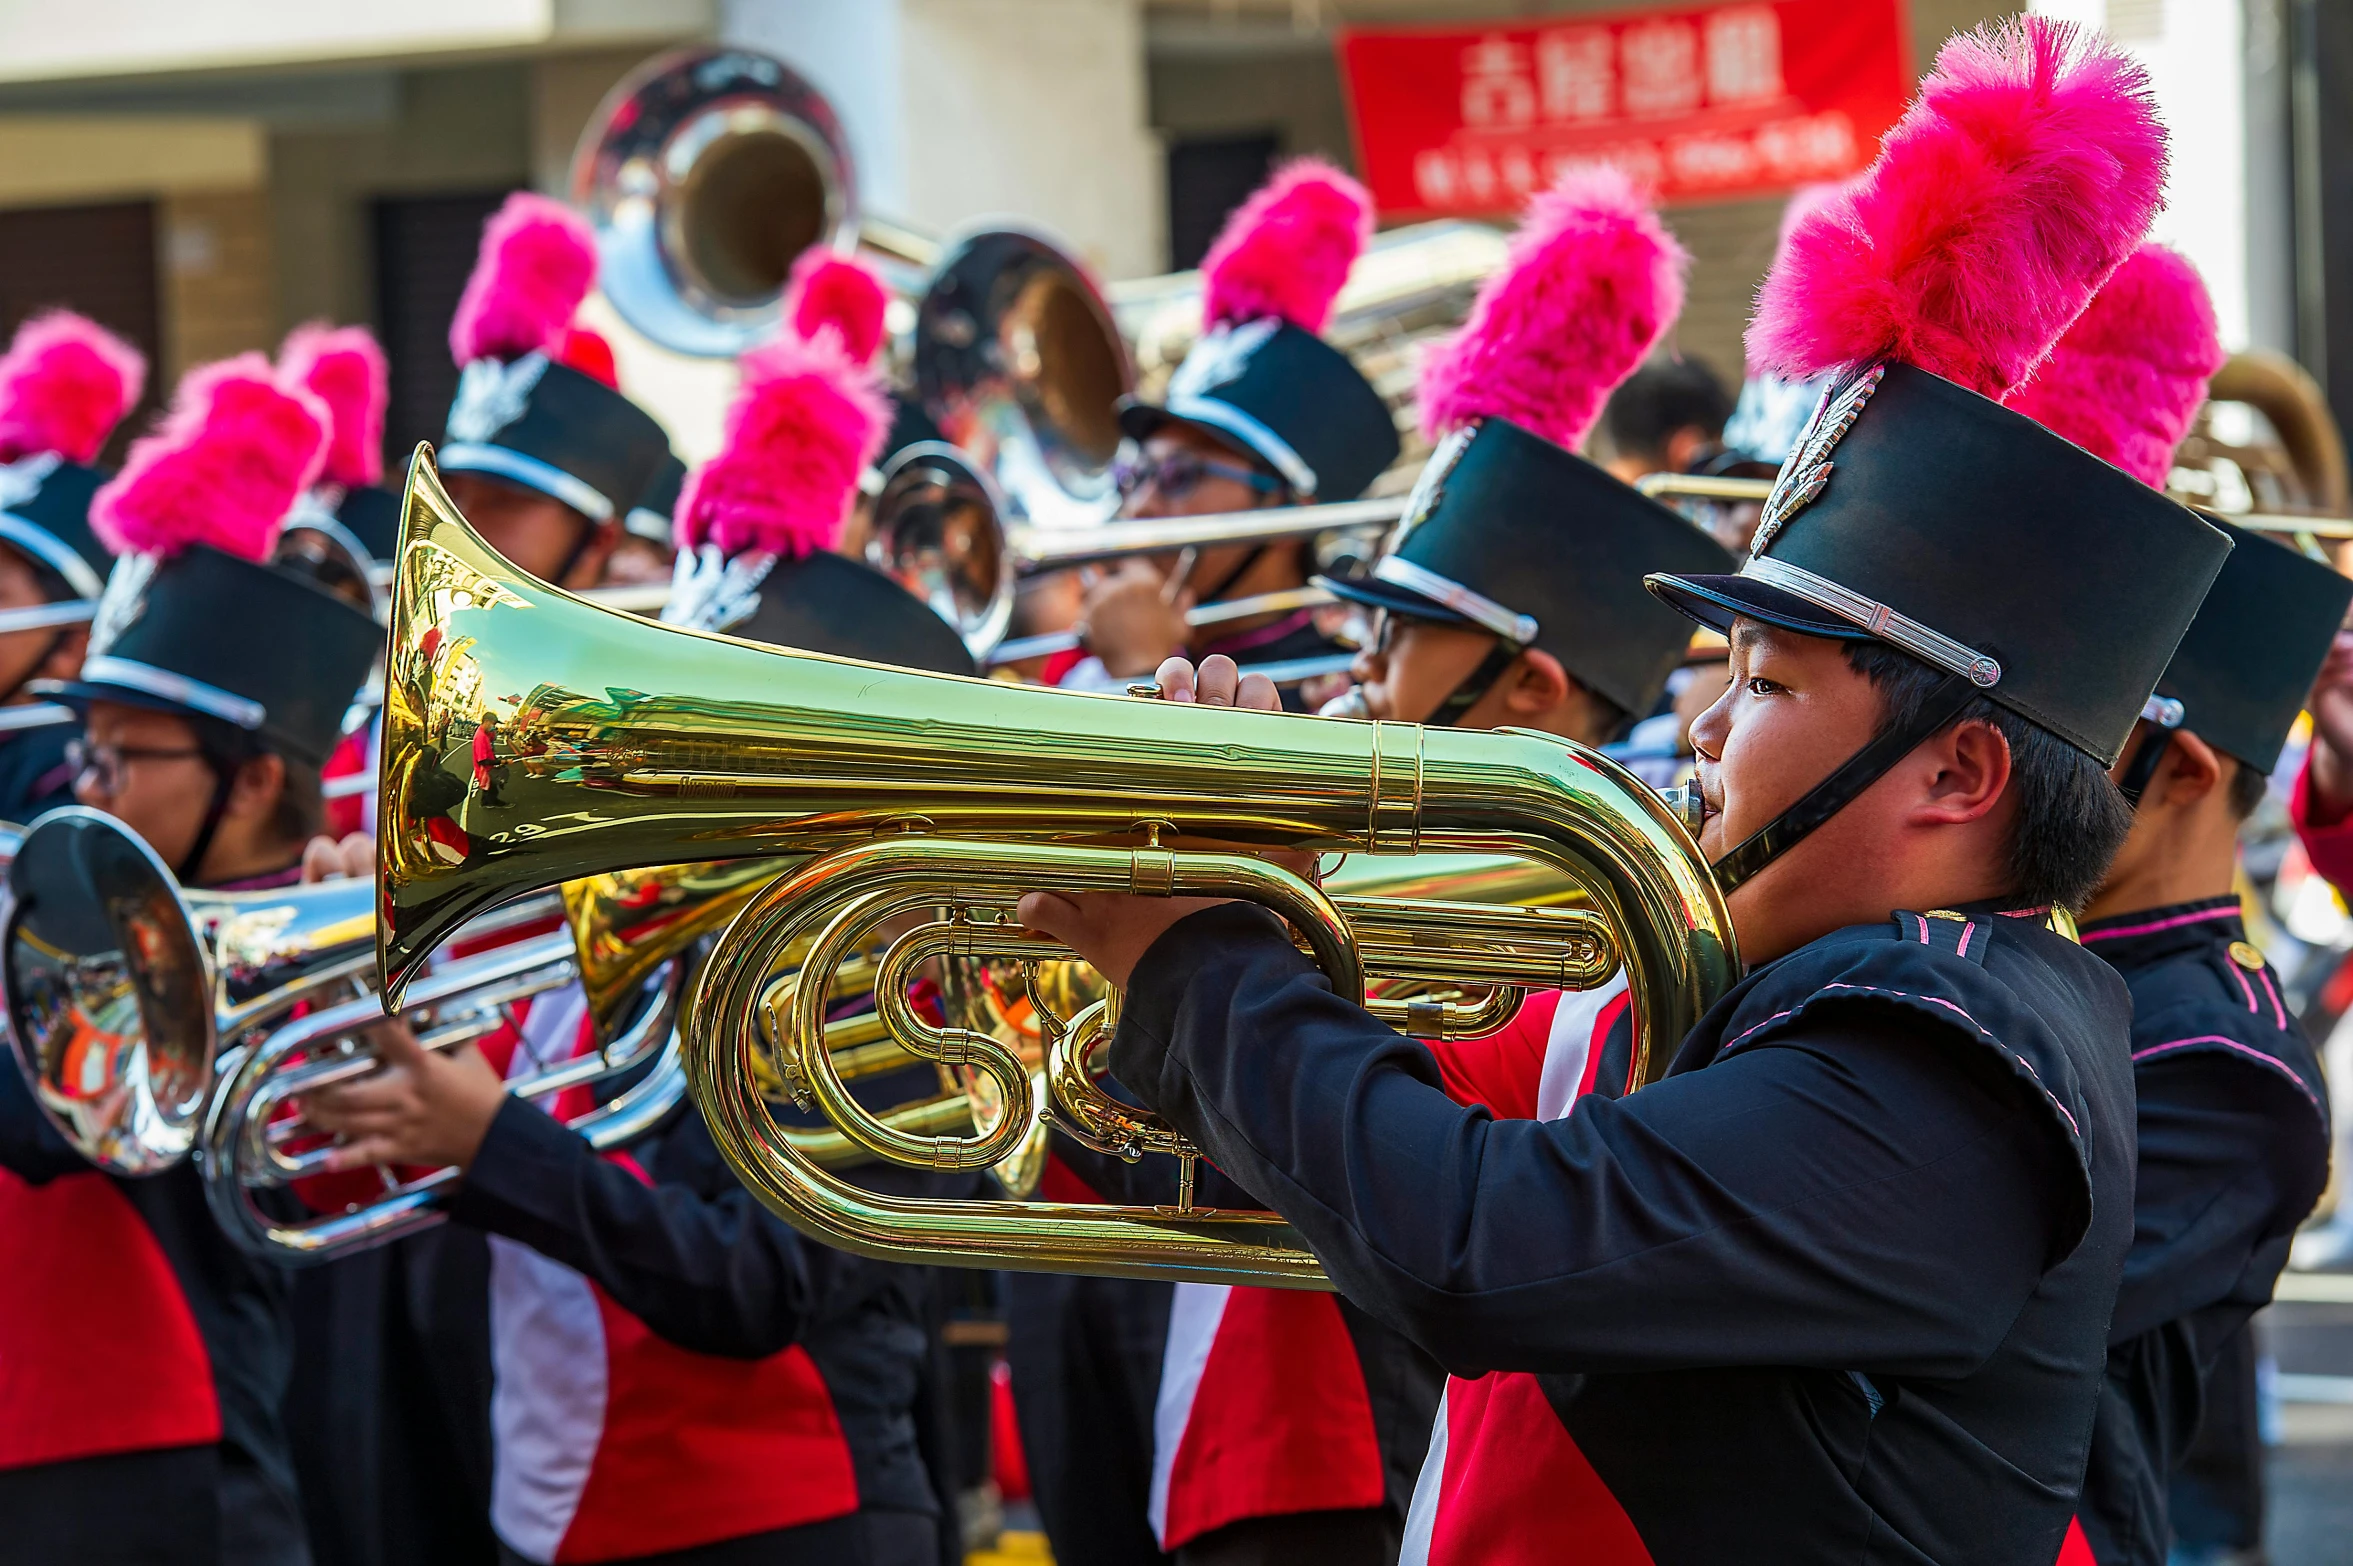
[1338,0,1912,215]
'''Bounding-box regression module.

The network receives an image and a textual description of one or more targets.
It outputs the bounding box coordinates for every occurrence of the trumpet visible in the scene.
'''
[377,448,1735,1287]
[869,441,1398,665]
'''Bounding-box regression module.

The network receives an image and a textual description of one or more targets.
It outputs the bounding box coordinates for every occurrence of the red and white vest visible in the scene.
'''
[482,989,861,1565]
[0,1169,221,1468]
[1398,975,1632,1566]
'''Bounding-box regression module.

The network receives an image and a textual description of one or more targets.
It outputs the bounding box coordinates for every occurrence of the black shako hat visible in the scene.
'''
[1648,362,2232,766]
[1118,319,1397,503]
[727,552,977,679]
[0,456,113,602]
[41,545,381,767]
[1320,417,1732,718]
[624,451,687,544]
[440,354,671,527]
[2153,518,2352,774]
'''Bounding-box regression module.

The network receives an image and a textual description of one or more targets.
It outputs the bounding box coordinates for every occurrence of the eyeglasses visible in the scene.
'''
[67,739,206,796]
[1112,450,1286,504]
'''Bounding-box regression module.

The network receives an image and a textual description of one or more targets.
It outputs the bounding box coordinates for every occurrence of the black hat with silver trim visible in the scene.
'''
[41,546,380,767]
[439,354,672,529]
[2135,518,2352,778]
[0,455,113,631]
[1322,418,1730,719]
[1648,362,2229,763]
[1637,16,2234,893]
[1115,161,1396,502]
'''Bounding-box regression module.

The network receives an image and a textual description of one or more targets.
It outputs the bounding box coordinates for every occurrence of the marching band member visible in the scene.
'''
[1021,21,2231,1563]
[2006,244,2339,1566]
[436,191,675,595]
[0,312,144,820]
[1068,161,1397,703]
[0,356,378,1566]
[1316,160,1730,1154]
[1593,358,1731,487]
[1046,165,1739,1566]
[298,257,961,1566]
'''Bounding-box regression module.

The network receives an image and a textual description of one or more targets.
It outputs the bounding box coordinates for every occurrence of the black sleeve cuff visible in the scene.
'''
[446,1094,597,1238]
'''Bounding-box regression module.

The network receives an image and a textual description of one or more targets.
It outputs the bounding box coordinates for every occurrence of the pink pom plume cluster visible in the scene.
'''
[279,323,388,489]
[1201,158,1372,335]
[0,312,147,466]
[785,251,890,367]
[448,192,599,366]
[674,331,889,560]
[2002,243,2224,489]
[1418,164,1687,450]
[1746,16,2167,401]
[90,354,329,563]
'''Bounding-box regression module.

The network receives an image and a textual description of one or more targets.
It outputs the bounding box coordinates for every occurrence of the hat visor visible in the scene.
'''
[1114,397,1266,468]
[32,677,205,723]
[1311,572,1475,628]
[1644,571,1874,644]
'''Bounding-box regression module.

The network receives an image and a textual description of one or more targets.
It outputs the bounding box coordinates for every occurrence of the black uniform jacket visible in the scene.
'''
[445,1066,947,1527]
[2072,896,2330,1566]
[1109,901,2138,1566]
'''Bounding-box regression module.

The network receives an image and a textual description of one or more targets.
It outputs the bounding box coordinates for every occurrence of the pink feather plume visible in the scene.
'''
[1417,164,1688,449]
[786,251,889,367]
[674,333,889,560]
[279,323,388,489]
[2002,243,2224,489]
[1201,158,1372,335]
[90,355,329,563]
[0,311,146,466]
[1746,16,2166,400]
[448,192,599,366]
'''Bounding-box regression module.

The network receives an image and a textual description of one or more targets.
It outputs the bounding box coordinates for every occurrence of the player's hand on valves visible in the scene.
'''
[300,1020,508,1174]
[301,832,373,883]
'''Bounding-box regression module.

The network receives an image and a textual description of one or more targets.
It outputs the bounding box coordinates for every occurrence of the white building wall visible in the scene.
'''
[2033,0,2251,349]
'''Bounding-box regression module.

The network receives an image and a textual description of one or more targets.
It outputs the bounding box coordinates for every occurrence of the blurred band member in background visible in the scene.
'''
[1065,162,1398,707]
[301,256,963,1566]
[2025,247,2339,1566]
[0,357,378,1566]
[0,313,144,820]
[1594,356,1730,485]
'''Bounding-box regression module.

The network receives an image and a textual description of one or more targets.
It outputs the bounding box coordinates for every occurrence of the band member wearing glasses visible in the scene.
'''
[0,358,378,1566]
[0,311,145,821]
[2009,245,2338,1566]
[1063,161,1397,708]
[1020,25,2234,1563]
[300,274,965,1566]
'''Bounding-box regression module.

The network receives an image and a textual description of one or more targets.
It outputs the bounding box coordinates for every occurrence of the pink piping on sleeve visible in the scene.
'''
[2131,1035,2323,1114]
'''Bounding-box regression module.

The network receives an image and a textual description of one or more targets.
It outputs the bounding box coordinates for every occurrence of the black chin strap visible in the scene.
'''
[547,517,603,591]
[176,761,238,884]
[2114,703,2183,808]
[1425,638,1522,727]
[1712,672,1980,893]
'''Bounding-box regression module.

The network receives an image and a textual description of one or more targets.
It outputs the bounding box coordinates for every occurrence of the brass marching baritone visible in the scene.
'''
[378,447,1735,1287]
[572,44,1135,529]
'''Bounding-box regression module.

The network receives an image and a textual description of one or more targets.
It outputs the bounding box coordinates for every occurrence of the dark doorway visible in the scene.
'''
[1167,133,1280,272]
[373,190,519,476]
[0,200,161,465]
